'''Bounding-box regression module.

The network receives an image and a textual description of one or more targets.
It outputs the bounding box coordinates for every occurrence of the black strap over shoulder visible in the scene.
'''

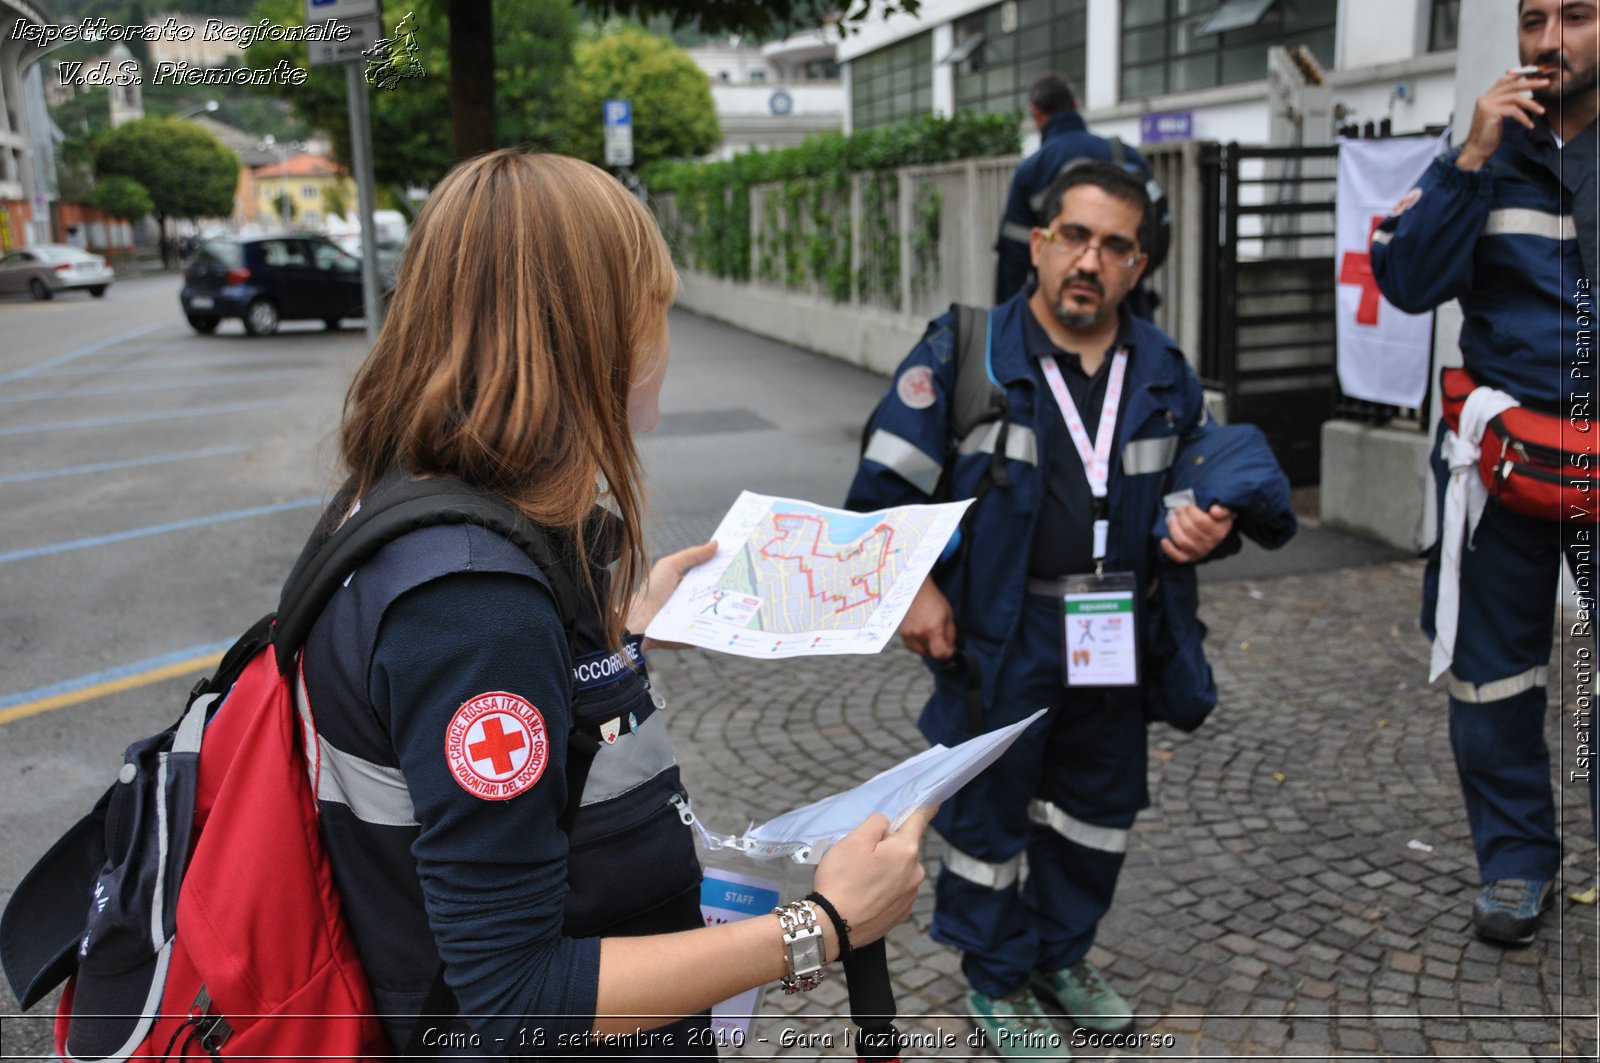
[272,476,587,675]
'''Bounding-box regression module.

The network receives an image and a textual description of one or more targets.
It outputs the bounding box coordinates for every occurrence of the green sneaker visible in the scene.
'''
[1031,960,1133,1034]
[967,986,1069,1060]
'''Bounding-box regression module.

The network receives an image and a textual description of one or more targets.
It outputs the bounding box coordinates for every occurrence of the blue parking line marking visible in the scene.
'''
[0,369,311,404]
[0,399,282,436]
[37,356,286,378]
[0,641,236,712]
[0,323,166,385]
[0,496,323,565]
[0,445,249,485]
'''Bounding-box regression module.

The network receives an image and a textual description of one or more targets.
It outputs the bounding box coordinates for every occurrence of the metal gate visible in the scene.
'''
[1198,142,1341,486]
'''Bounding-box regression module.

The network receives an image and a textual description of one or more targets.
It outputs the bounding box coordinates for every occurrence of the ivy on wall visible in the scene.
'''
[646,112,1018,302]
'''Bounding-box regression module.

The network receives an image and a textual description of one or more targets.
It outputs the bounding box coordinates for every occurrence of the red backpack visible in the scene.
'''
[2,478,585,1061]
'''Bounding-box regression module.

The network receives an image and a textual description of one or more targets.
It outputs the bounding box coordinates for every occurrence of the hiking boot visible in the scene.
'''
[1472,879,1553,946]
[1031,959,1134,1034]
[967,985,1068,1060]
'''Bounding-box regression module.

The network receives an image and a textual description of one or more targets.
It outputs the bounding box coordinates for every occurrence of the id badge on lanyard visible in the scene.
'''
[1039,348,1139,688]
[1060,571,1139,687]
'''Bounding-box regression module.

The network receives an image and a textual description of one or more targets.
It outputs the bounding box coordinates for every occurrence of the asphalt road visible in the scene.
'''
[0,275,370,1054]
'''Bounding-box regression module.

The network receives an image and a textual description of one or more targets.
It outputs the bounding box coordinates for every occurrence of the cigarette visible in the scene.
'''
[1511,64,1554,75]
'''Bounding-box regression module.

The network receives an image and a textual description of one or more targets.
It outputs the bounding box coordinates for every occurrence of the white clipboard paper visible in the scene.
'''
[677,710,1046,864]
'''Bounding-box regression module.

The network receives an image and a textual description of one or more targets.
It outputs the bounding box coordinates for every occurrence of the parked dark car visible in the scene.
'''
[179,235,388,336]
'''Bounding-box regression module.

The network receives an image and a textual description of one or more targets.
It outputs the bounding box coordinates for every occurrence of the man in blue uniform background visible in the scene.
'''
[994,75,1168,312]
[1371,0,1597,947]
[847,161,1233,1058]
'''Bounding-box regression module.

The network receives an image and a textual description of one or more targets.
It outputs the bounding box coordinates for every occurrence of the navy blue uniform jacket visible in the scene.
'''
[847,293,1234,732]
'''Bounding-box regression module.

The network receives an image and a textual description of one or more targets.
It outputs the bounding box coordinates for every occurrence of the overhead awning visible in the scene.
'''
[1193,0,1278,37]
[938,33,987,66]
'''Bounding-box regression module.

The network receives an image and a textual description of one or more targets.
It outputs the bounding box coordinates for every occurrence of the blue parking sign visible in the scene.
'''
[603,99,634,167]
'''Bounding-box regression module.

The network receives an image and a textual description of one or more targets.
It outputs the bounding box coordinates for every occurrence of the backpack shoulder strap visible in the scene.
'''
[946,304,1005,454]
[1109,135,1127,167]
[272,476,585,674]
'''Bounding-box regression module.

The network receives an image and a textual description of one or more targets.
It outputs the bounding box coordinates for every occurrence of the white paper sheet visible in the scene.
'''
[645,492,971,658]
[678,710,1047,864]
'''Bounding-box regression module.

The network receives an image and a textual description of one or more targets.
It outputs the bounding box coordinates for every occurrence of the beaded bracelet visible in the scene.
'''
[804,891,852,963]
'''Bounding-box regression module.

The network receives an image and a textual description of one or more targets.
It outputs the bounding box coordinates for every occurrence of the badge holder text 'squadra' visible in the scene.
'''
[1060,570,1139,688]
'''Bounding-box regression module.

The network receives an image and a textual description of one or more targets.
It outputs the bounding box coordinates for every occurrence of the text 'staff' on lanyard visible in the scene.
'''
[1040,349,1139,687]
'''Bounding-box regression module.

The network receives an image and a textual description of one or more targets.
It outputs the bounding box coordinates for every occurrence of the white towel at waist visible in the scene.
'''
[1431,384,1519,682]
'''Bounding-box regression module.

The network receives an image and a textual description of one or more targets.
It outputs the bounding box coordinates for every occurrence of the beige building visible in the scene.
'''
[146,14,249,69]
[253,153,355,231]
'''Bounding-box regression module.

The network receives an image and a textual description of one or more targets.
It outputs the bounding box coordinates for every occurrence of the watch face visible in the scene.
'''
[793,929,825,973]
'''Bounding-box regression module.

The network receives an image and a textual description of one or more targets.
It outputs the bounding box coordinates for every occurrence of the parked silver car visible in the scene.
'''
[0,244,116,300]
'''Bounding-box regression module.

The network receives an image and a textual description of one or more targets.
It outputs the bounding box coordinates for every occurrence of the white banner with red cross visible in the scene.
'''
[1334,133,1450,409]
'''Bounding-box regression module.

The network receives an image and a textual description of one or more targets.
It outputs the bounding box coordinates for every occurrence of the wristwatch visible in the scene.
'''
[774,900,826,994]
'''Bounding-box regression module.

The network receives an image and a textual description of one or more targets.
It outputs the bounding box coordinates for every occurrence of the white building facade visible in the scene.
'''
[685,31,847,159]
[837,0,1461,147]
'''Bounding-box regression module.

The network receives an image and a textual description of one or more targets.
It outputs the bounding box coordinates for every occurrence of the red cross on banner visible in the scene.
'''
[1334,133,1445,409]
[1338,215,1384,326]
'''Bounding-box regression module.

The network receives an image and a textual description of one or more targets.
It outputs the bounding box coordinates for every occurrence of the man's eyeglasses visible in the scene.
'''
[1037,225,1144,269]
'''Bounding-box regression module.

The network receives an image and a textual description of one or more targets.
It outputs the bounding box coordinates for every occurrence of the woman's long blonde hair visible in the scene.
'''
[339,151,676,644]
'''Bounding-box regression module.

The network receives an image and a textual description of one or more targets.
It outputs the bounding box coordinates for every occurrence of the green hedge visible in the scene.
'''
[646,111,1019,294]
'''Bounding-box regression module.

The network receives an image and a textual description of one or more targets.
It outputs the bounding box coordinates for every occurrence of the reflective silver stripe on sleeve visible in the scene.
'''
[1029,799,1129,854]
[1121,435,1178,475]
[958,422,1039,466]
[316,739,418,826]
[1372,229,1394,245]
[1447,665,1548,704]
[863,428,944,495]
[297,667,418,826]
[1000,221,1033,246]
[941,845,1024,890]
[579,715,680,806]
[1482,208,1576,241]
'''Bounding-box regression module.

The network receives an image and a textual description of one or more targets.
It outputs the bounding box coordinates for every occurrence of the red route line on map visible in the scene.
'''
[753,513,894,614]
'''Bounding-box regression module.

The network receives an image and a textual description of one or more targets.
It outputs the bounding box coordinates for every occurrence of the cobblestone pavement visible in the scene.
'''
[630,309,1598,1061]
[649,558,1599,1062]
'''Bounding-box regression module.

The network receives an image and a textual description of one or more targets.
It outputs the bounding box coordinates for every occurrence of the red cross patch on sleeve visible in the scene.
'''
[1388,187,1422,217]
[896,366,937,410]
[445,692,549,800]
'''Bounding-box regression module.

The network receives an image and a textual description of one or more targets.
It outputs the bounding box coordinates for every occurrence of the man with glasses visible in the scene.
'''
[847,161,1233,1058]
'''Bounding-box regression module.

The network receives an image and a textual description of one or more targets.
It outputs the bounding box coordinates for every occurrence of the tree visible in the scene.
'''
[91,175,154,222]
[94,118,237,265]
[244,0,578,188]
[451,0,919,164]
[558,28,718,168]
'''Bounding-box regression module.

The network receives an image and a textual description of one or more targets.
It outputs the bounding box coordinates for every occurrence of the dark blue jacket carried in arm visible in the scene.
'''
[995,111,1168,305]
[846,294,1236,733]
[1370,119,1590,407]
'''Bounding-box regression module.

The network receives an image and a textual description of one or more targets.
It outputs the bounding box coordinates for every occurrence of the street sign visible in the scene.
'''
[604,99,634,168]
[307,0,379,19]
[306,0,382,66]
[1139,111,1194,145]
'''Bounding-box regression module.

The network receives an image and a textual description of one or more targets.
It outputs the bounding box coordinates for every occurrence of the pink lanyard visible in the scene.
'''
[1038,348,1127,564]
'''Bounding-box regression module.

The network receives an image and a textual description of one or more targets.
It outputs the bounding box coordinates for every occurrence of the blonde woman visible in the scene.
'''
[301,151,930,1056]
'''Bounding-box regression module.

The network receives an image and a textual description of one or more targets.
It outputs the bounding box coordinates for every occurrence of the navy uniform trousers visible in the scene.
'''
[929,594,1148,999]
[1426,430,1600,884]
